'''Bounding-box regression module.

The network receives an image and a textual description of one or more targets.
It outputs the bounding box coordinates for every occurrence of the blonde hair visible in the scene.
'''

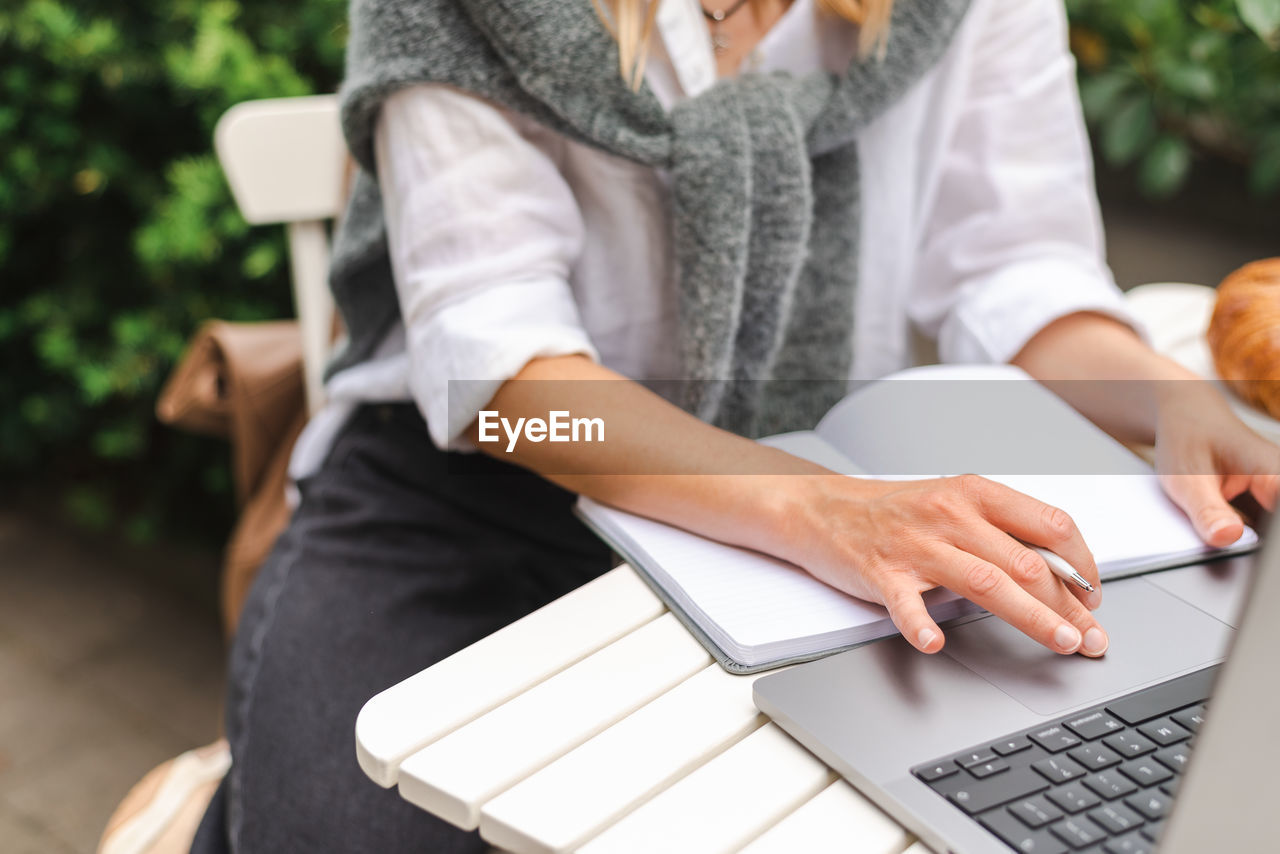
[595,0,896,88]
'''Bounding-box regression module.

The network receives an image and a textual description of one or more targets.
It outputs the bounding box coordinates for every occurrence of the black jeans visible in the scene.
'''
[191,404,612,853]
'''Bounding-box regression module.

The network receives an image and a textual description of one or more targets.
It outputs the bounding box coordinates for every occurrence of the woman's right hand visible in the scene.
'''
[777,472,1110,657]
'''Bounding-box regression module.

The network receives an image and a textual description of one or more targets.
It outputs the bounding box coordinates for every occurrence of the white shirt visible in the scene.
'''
[291,0,1134,478]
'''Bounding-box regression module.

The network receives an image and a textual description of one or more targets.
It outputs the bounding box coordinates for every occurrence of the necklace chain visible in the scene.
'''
[701,0,751,54]
[701,0,750,22]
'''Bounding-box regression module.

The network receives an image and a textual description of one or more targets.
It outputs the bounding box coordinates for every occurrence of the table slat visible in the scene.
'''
[738,779,913,854]
[356,566,663,786]
[576,723,833,854]
[398,613,712,829]
[479,664,762,854]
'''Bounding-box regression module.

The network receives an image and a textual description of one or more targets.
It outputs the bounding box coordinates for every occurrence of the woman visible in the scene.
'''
[192,0,1280,851]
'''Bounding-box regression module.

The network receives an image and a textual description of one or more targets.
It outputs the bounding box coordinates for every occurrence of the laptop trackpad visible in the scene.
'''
[942,578,1231,716]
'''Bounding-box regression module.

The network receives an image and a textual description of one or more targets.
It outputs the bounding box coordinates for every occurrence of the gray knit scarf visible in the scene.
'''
[331,0,971,436]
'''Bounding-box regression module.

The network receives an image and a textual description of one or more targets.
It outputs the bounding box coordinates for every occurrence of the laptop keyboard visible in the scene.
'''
[912,666,1217,854]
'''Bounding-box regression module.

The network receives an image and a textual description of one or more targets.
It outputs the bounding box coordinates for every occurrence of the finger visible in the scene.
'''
[1218,473,1253,503]
[1250,472,1280,513]
[1160,473,1244,547]
[959,476,1101,602]
[1221,429,1280,511]
[935,544,1085,655]
[963,529,1109,657]
[881,583,945,653]
[1240,439,1280,512]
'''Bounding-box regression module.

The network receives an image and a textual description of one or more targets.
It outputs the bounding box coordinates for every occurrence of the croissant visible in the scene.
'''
[1207,258,1280,419]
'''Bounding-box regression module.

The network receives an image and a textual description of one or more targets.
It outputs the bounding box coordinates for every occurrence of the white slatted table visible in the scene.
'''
[356,565,928,854]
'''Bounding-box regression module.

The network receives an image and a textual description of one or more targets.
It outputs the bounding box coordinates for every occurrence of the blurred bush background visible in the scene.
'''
[0,0,1277,549]
[1069,0,1280,198]
[0,0,345,545]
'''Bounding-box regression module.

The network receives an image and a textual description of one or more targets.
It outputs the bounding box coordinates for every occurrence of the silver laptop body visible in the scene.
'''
[754,540,1276,852]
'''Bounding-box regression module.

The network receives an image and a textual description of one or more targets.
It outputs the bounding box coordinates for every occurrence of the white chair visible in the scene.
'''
[213,95,501,854]
[213,94,347,414]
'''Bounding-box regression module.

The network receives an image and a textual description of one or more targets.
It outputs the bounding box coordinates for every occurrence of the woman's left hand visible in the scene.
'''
[1013,311,1280,548]
[1154,383,1280,546]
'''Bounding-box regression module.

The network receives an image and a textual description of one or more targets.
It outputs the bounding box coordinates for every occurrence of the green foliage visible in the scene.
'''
[0,0,346,544]
[1067,0,1280,198]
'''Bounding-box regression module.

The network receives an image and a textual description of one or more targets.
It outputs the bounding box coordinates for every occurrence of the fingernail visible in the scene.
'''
[1054,623,1081,652]
[1207,519,1236,542]
[918,629,937,651]
[1083,627,1109,656]
[1086,590,1103,610]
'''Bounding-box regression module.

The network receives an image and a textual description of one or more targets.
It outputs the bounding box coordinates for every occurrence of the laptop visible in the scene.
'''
[753,521,1278,853]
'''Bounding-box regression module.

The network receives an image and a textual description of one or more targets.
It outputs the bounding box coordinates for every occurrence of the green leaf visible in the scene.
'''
[1102,95,1157,166]
[1251,136,1280,195]
[1079,72,1136,123]
[92,421,146,459]
[111,313,154,350]
[1238,0,1280,46]
[76,362,115,404]
[241,241,280,278]
[20,395,51,428]
[0,105,19,134]
[1187,29,1227,63]
[124,514,157,545]
[1139,135,1191,197]
[1159,64,1217,100]
[35,324,78,370]
[63,485,114,531]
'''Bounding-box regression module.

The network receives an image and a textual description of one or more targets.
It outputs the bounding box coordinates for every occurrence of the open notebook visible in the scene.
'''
[576,365,1258,673]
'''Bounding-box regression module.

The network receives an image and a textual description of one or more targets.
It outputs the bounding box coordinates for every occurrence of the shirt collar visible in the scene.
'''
[654,0,717,98]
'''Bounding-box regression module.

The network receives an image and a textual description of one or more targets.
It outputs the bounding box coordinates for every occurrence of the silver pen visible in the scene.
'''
[1019,540,1095,593]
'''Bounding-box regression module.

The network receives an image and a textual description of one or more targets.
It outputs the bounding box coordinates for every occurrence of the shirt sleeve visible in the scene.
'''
[909,0,1144,366]
[375,84,599,450]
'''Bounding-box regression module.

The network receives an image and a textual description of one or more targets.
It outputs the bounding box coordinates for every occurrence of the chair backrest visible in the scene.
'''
[214,95,347,414]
